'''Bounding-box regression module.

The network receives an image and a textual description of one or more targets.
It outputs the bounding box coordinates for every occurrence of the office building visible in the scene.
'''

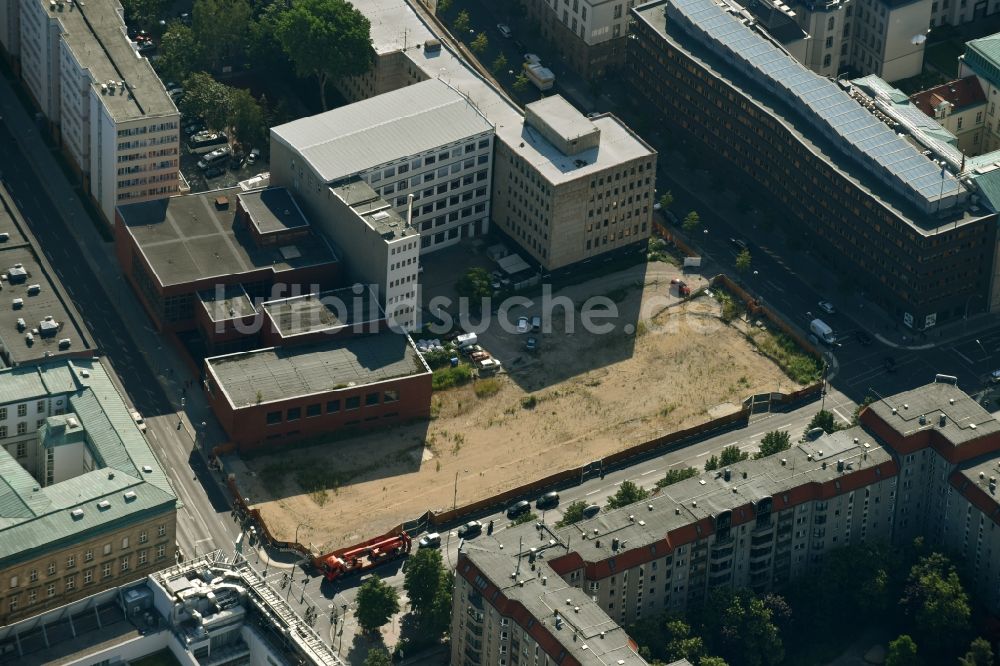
[271,77,496,259]
[114,186,341,333]
[629,0,997,330]
[330,0,656,270]
[0,357,178,627]
[4,0,180,225]
[0,551,346,665]
[523,0,637,81]
[452,381,1000,664]
[204,330,432,451]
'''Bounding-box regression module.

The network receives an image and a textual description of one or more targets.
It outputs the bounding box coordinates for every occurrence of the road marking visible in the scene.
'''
[585,488,602,496]
[695,451,712,457]
[640,469,658,476]
[832,408,848,424]
[779,423,792,430]
[952,348,975,365]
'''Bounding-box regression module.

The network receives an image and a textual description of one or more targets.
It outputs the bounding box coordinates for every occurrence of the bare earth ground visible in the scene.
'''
[234,268,802,551]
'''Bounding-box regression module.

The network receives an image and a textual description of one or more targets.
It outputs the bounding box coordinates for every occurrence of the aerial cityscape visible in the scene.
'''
[5,0,1000,663]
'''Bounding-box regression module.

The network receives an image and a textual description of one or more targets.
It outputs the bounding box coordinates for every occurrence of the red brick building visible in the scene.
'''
[204,330,431,451]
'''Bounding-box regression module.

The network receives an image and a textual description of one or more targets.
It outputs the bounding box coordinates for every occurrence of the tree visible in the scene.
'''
[192,0,252,71]
[491,52,508,74]
[120,0,167,28]
[658,191,674,210]
[656,467,699,488]
[704,455,720,471]
[180,72,232,131]
[886,635,919,666]
[512,73,530,93]
[700,658,730,666]
[960,637,995,666]
[701,590,784,666]
[900,553,971,655]
[682,210,700,232]
[471,32,488,54]
[275,0,373,110]
[364,648,393,666]
[666,619,706,663]
[456,267,492,299]
[437,0,452,11]
[453,9,470,33]
[556,501,588,527]
[423,569,455,638]
[155,23,202,81]
[606,480,649,510]
[805,410,839,436]
[229,88,266,149]
[719,445,748,466]
[754,430,791,460]
[355,575,399,634]
[735,248,752,275]
[248,2,293,77]
[403,548,447,615]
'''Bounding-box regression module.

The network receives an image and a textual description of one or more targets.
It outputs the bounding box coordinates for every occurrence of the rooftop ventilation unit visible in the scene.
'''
[97,500,111,510]
[142,465,153,473]
[71,508,84,520]
[124,491,137,502]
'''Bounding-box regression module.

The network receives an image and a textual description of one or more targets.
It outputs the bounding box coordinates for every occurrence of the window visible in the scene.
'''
[102,562,112,578]
[9,576,16,588]
[139,550,147,566]
[120,556,129,573]
[65,576,75,592]
[103,543,112,556]
[17,404,26,417]
[84,569,93,584]
[286,407,301,421]
[346,396,361,410]
[47,583,55,598]
[365,392,380,406]
[958,117,964,129]
[47,562,55,576]
[306,403,322,418]
[85,549,93,562]
[66,555,75,568]
[0,407,6,420]
[157,545,166,560]
[383,390,399,403]
[139,531,147,544]
[36,400,45,412]
[8,597,16,612]
[823,54,832,67]
[266,411,282,425]
[28,589,36,604]
[17,423,25,435]
[29,569,37,583]
[157,525,166,537]
[327,400,340,413]
[14,440,23,456]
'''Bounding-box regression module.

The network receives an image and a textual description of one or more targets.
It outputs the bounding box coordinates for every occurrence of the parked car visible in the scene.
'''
[418,532,441,548]
[530,315,541,332]
[247,147,261,164]
[204,166,224,179]
[536,491,559,510]
[524,53,541,65]
[855,330,873,346]
[506,500,531,519]
[516,316,529,334]
[729,237,748,251]
[818,300,836,315]
[130,410,147,433]
[497,23,512,37]
[524,337,537,352]
[457,520,482,539]
[582,504,601,519]
[184,121,205,136]
[991,369,1000,384]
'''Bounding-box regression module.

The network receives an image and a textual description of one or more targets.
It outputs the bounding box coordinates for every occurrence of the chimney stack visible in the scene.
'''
[406,193,415,228]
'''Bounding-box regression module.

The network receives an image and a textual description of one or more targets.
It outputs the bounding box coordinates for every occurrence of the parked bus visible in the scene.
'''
[188,130,228,154]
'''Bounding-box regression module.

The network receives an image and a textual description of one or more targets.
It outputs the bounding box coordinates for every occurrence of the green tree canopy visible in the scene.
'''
[403,548,447,615]
[229,88,266,149]
[704,454,720,471]
[192,0,252,71]
[754,430,791,459]
[471,32,488,53]
[656,467,699,488]
[805,409,839,436]
[180,72,232,131]
[682,210,701,232]
[248,2,293,76]
[456,267,492,299]
[556,501,588,527]
[424,568,454,638]
[735,248,752,274]
[960,637,995,666]
[606,480,649,510]
[355,575,400,634]
[155,23,202,82]
[658,191,674,209]
[886,635,920,666]
[120,0,167,28]
[666,619,705,663]
[512,72,529,93]
[700,658,730,666]
[719,445,748,467]
[363,648,392,666]
[274,0,373,109]
[491,52,508,74]
[701,590,784,666]
[453,9,470,33]
[900,553,971,655]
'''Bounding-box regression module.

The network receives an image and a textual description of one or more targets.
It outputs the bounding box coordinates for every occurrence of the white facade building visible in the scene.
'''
[8,0,179,225]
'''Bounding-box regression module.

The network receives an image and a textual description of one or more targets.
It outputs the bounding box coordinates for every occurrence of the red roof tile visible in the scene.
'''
[910,77,986,116]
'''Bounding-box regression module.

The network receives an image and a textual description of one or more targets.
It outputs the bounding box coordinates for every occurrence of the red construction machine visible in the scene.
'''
[314,532,412,582]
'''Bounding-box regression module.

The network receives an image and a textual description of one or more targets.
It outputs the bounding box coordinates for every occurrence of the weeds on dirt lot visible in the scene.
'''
[747,328,822,384]
[432,364,472,390]
[474,378,502,398]
[521,395,538,409]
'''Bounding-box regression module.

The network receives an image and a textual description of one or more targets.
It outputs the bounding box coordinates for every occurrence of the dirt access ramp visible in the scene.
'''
[234,267,802,550]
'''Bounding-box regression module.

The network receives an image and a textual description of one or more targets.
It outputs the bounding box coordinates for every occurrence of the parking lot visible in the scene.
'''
[179,129,269,193]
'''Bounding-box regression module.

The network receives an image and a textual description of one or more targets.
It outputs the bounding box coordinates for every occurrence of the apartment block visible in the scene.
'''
[909,76,987,154]
[629,0,996,330]
[523,0,636,81]
[9,0,180,226]
[0,358,178,626]
[452,381,1000,664]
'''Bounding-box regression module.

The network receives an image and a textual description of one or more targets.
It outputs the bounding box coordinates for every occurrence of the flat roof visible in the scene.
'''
[272,79,495,183]
[262,287,382,338]
[634,0,986,232]
[526,96,600,147]
[237,187,310,235]
[866,382,1000,448]
[206,331,429,408]
[48,0,176,121]
[344,0,655,186]
[118,187,338,288]
[330,180,419,241]
[0,188,93,365]
[198,284,256,323]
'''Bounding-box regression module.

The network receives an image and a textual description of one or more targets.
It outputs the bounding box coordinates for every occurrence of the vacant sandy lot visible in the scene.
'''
[235,266,802,551]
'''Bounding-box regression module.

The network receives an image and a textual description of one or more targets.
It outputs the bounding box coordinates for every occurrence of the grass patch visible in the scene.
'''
[432,364,473,390]
[521,394,538,409]
[509,511,538,527]
[473,378,502,398]
[747,327,823,384]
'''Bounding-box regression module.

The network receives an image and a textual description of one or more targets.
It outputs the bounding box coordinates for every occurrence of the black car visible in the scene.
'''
[884,356,897,373]
[582,504,601,519]
[457,520,482,539]
[729,237,749,252]
[506,500,531,519]
[536,491,559,510]
[855,330,873,346]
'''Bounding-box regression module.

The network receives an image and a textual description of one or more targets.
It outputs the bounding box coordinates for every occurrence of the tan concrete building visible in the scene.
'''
[909,76,987,155]
[452,381,1000,664]
[0,358,178,626]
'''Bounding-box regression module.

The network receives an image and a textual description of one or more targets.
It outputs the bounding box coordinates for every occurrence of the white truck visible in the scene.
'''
[523,62,555,91]
[455,332,478,348]
[809,318,835,345]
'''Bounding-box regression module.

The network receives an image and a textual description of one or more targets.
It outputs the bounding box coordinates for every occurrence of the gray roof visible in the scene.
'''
[271,79,494,183]
[262,287,383,338]
[330,179,418,240]
[865,382,1000,448]
[117,187,339,287]
[237,187,310,235]
[199,285,257,323]
[206,331,429,408]
[47,0,177,121]
[0,359,177,567]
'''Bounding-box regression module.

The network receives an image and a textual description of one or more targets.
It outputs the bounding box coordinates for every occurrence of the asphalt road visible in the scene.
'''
[0,73,237,562]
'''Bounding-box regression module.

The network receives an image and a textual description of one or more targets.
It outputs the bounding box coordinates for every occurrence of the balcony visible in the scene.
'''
[708,570,732,587]
[711,546,734,560]
[749,558,771,573]
[749,545,772,561]
[751,532,773,547]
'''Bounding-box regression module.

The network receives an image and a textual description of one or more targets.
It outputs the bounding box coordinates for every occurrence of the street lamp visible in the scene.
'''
[976,339,989,362]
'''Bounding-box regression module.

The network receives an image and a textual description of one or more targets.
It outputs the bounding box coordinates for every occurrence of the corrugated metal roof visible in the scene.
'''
[967,33,1000,72]
[0,366,48,405]
[271,78,494,182]
[0,454,36,520]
